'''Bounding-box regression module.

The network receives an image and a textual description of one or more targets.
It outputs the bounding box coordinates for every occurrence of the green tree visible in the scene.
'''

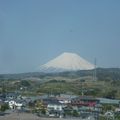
[35,100,46,115]
[102,104,115,113]
[21,80,30,87]
[72,110,79,117]
[0,103,9,112]
[104,90,117,99]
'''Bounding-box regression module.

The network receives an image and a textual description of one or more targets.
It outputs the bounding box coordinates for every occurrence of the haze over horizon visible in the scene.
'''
[0,0,120,74]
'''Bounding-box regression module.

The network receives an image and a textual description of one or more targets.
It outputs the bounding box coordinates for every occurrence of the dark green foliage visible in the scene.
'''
[72,110,79,117]
[104,90,117,99]
[115,113,120,120]
[102,104,115,112]
[41,108,46,115]
[111,80,120,87]
[97,68,120,81]
[46,80,66,83]
[85,88,101,96]
[0,103,9,112]
[28,101,35,108]
[1,68,120,81]
[21,80,31,87]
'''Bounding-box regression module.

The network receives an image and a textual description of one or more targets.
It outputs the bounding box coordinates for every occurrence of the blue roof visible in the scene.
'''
[97,98,120,104]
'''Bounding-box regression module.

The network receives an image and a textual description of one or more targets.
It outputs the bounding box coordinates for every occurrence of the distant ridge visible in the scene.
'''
[39,52,95,72]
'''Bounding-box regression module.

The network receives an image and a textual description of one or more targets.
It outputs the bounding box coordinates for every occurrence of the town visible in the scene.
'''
[1,68,120,120]
[0,87,120,120]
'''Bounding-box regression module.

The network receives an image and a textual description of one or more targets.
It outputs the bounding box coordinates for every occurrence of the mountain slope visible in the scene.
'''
[39,52,95,72]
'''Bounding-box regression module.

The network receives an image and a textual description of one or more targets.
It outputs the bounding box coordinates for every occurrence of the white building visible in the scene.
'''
[8,100,23,109]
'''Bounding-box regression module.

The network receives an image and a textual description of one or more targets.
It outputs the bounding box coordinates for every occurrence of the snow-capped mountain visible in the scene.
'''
[39,52,95,72]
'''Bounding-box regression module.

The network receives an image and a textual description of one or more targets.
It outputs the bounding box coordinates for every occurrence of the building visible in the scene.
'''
[8,99,23,109]
[43,98,64,117]
[71,96,100,112]
[97,98,120,105]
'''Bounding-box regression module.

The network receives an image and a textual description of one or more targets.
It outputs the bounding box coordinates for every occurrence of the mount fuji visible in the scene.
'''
[39,52,95,72]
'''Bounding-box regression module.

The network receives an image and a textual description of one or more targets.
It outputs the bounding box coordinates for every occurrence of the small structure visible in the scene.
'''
[56,94,76,104]
[8,99,23,109]
[43,98,64,117]
[104,111,114,120]
[6,92,19,100]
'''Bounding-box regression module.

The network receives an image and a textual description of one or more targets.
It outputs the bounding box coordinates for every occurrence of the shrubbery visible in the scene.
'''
[0,103,9,112]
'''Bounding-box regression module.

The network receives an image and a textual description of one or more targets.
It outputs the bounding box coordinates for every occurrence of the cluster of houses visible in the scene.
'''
[0,92,120,118]
[0,93,25,110]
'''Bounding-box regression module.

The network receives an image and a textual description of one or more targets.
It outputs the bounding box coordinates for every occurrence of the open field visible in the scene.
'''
[0,112,95,120]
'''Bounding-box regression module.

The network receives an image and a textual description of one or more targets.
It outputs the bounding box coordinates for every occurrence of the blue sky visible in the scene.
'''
[0,0,120,73]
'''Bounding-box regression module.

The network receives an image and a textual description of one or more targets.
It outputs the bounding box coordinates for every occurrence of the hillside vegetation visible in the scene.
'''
[0,68,120,98]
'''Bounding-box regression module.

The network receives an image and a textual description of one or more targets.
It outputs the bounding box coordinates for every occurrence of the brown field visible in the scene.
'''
[0,112,89,120]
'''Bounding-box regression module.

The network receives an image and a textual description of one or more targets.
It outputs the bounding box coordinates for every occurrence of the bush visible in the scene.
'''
[72,110,79,117]
[0,103,9,112]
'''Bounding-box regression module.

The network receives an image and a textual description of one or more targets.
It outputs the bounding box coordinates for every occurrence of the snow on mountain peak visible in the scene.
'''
[39,52,95,72]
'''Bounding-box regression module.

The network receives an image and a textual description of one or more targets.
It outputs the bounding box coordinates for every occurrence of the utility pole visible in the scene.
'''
[80,79,85,96]
[93,58,97,81]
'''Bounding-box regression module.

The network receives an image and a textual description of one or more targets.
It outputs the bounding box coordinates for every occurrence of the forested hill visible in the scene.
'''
[0,68,120,81]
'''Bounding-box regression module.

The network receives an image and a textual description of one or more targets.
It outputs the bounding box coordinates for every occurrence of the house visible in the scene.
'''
[47,101,63,111]
[56,94,76,104]
[43,98,64,117]
[8,99,23,109]
[43,98,63,111]
[0,94,6,101]
[71,96,100,112]
[6,92,19,100]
